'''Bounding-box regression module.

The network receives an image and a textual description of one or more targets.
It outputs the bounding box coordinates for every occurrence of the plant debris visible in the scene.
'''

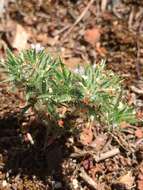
[0,0,143,189]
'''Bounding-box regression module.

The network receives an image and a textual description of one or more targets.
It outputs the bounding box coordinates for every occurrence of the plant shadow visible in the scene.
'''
[0,114,72,189]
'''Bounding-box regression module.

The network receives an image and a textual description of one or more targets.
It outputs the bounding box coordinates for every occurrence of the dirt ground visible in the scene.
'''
[0,0,143,189]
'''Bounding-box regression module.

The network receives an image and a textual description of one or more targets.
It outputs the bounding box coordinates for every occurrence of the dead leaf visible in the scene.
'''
[139,164,143,175]
[137,180,143,190]
[80,107,88,113]
[135,129,143,139]
[90,164,103,178]
[82,96,90,105]
[89,134,108,151]
[101,11,113,21]
[138,174,143,180]
[118,171,134,189]
[12,23,29,50]
[96,182,105,190]
[136,111,143,120]
[36,33,49,44]
[127,93,136,106]
[120,122,130,129]
[80,127,93,145]
[58,119,64,127]
[84,27,101,46]
[47,36,59,46]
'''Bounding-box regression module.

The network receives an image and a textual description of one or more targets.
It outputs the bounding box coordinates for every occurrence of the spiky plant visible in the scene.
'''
[0,49,136,131]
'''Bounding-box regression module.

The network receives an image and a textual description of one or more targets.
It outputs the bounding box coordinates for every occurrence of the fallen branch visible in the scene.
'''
[80,168,97,189]
[94,148,120,162]
[70,147,120,162]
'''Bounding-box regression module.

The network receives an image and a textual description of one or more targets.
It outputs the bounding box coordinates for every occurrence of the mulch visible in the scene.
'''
[0,0,143,189]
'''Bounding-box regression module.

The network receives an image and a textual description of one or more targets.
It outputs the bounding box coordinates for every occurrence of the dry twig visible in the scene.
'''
[130,85,143,95]
[71,146,120,162]
[80,168,97,189]
[101,0,108,12]
[94,148,120,162]
[63,0,95,38]
[136,39,141,79]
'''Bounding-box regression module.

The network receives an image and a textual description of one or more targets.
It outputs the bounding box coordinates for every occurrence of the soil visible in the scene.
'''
[0,0,143,189]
